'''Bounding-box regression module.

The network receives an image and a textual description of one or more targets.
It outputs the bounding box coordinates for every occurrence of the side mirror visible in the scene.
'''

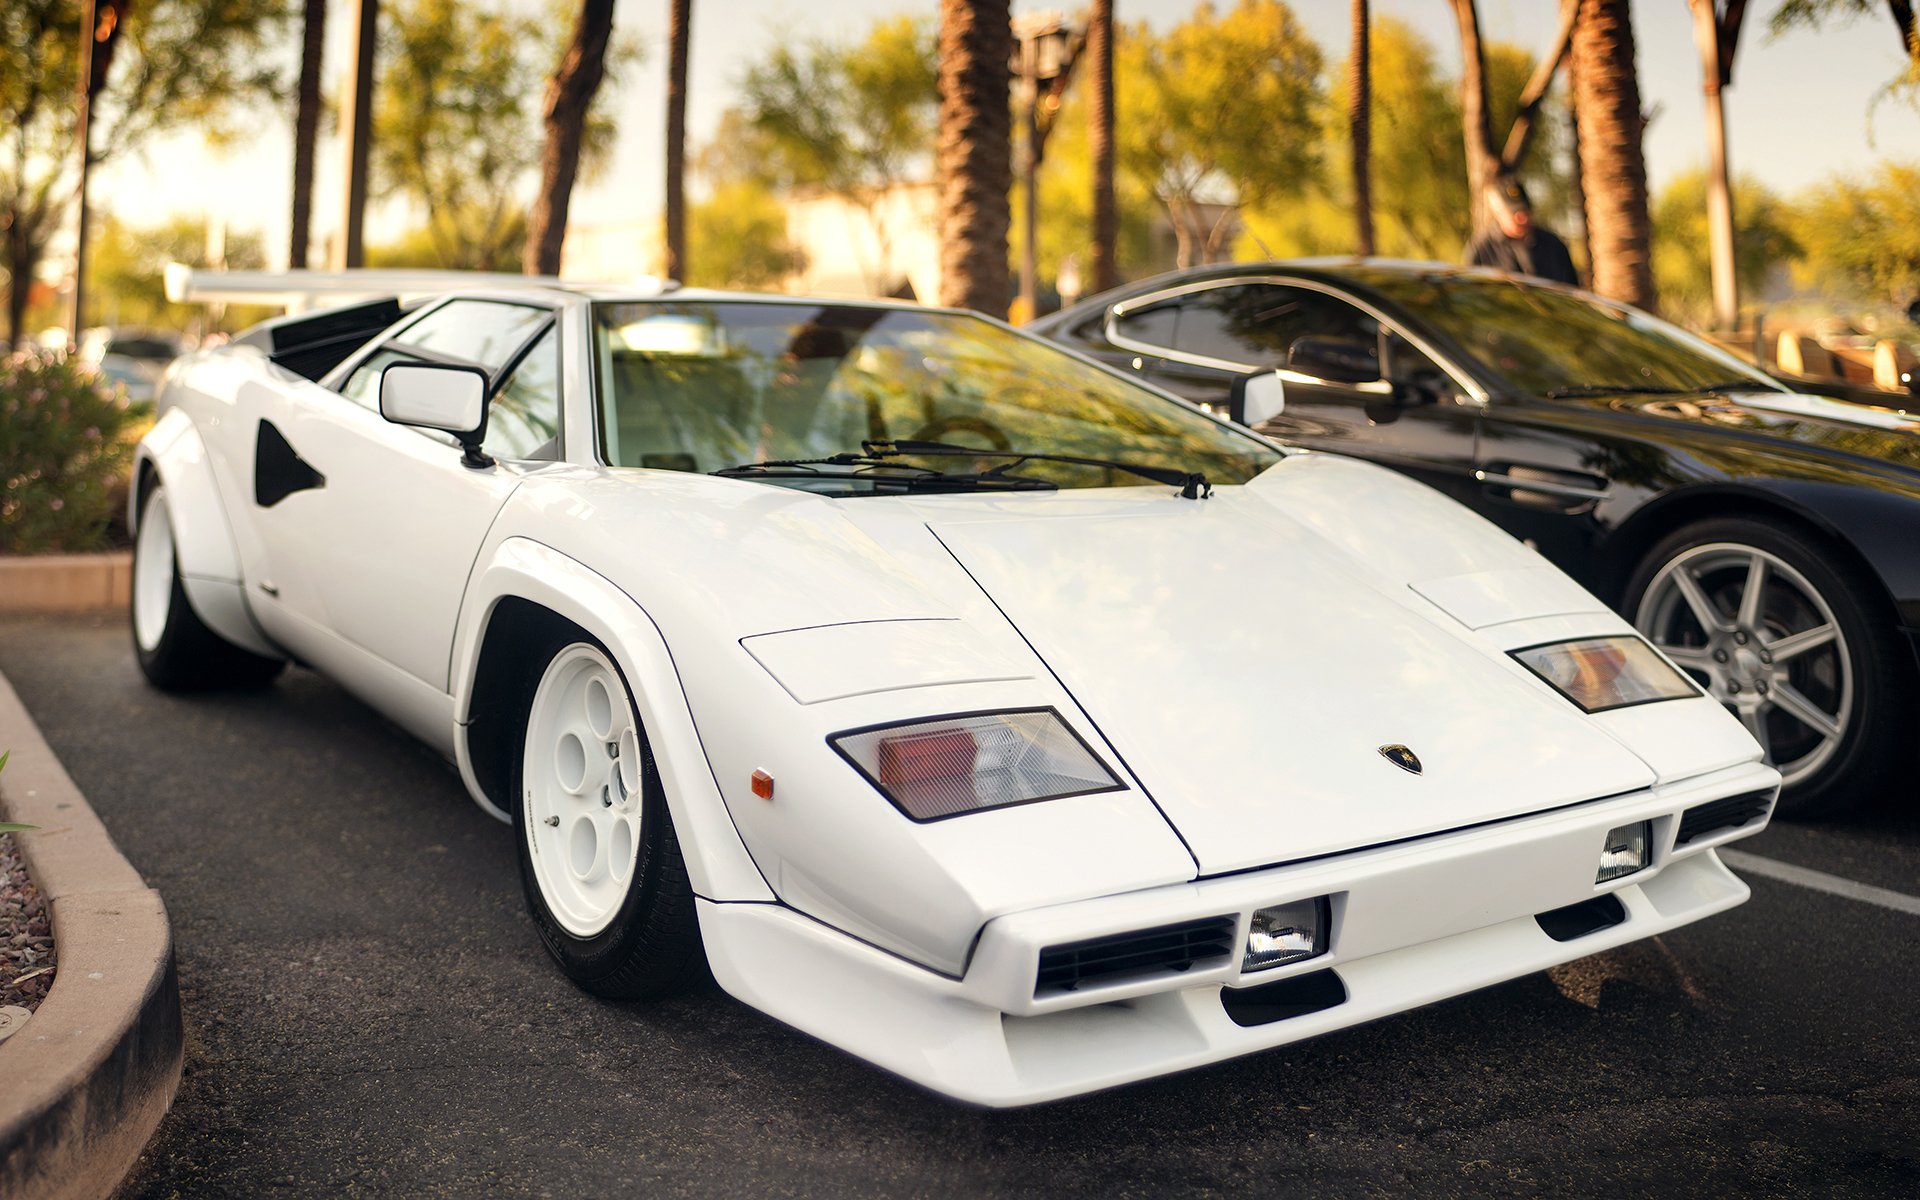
[1288,336,1381,386]
[380,361,493,468]
[1229,370,1286,427]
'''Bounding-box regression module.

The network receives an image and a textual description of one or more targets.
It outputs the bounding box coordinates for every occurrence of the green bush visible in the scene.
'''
[0,350,139,554]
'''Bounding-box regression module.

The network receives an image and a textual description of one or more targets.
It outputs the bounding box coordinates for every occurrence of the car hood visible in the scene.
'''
[904,459,1661,874]
[1599,388,1920,473]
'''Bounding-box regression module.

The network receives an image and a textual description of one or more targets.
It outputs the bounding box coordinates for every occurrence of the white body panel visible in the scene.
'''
[138,282,1778,1106]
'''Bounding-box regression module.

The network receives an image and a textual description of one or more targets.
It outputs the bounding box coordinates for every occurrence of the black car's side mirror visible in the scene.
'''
[380,361,495,469]
[1288,336,1382,386]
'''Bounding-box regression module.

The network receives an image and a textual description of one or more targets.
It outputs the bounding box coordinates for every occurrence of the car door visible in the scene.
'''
[249,298,563,692]
[1106,279,1485,508]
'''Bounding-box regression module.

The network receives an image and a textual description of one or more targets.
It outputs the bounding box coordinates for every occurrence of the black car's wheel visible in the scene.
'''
[1626,516,1908,815]
[131,484,285,691]
[512,634,705,998]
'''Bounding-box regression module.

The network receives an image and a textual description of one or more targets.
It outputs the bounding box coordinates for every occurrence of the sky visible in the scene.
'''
[89,0,1920,268]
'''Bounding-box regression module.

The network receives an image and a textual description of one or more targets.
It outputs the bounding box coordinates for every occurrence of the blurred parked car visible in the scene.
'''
[82,328,184,405]
[1035,261,1920,814]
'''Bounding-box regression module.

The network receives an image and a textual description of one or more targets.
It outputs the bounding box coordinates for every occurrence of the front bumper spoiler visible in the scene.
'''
[699,760,1777,1107]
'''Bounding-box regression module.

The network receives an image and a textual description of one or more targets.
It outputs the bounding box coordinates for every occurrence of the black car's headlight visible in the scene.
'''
[1511,636,1699,713]
[830,708,1123,821]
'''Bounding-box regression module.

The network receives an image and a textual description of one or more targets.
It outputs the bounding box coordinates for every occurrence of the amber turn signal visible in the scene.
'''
[751,769,775,800]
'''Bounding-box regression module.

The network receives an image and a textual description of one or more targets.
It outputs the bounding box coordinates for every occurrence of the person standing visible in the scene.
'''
[1465,175,1580,287]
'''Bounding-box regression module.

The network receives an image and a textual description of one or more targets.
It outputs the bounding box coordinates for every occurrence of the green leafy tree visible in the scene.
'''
[1,0,289,348]
[1117,1,1325,267]
[1770,1,1919,107]
[89,214,270,332]
[1789,161,1920,305]
[374,0,626,271]
[1652,169,1799,327]
[1241,19,1569,263]
[738,16,938,290]
[685,181,808,289]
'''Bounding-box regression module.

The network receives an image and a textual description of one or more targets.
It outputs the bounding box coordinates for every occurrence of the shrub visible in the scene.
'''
[0,350,139,554]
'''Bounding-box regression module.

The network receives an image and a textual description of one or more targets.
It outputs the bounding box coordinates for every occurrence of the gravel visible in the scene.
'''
[0,831,56,1013]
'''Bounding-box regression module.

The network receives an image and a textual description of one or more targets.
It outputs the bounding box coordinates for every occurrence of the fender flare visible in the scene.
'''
[131,410,281,659]
[450,536,775,903]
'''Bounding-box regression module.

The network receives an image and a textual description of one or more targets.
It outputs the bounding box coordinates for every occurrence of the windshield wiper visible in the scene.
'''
[864,440,1214,499]
[710,453,1057,493]
[1543,384,1695,399]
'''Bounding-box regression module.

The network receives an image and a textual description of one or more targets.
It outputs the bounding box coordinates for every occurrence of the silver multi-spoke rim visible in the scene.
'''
[523,644,644,938]
[1635,542,1851,788]
[133,490,175,653]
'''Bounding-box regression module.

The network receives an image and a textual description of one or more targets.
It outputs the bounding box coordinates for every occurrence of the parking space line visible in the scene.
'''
[1720,849,1920,917]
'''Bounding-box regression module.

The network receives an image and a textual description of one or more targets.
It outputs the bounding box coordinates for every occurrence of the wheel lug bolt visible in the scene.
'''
[1727,681,1741,694]
[1756,681,1768,694]
[1713,649,1729,663]
[1759,651,1772,664]
[1734,631,1748,645]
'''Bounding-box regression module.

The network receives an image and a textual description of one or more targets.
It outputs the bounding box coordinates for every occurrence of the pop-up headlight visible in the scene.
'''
[831,708,1121,821]
[1511,636,1698,713]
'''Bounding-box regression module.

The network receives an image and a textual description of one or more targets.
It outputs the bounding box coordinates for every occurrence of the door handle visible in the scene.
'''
[1476,465,1611,508]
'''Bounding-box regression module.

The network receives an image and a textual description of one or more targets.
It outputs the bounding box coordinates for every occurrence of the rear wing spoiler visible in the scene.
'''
[161,265,595,313]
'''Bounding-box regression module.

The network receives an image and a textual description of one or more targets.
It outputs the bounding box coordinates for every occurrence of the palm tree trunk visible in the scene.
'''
[1572,0,1657,310]
[1350,0,1374,256]
[525,0,617,277]
[936,0,1013,316]
[1448,0,1498,233]
[1087,0,1118,293]
[665,0,691,281]
[289,0,327,270]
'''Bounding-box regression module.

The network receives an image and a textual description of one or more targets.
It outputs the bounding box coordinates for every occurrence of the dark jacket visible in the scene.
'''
[1465,226,1579,287]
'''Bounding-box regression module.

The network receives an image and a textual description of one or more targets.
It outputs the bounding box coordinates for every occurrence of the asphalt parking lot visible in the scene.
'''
[2,612,1915,1198]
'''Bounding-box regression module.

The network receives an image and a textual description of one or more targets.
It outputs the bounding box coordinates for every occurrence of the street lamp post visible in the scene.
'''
[1011,12,1078,324]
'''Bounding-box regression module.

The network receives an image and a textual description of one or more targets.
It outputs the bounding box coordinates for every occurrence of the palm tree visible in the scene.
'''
[289,0,327,269]
[665,0,691,281]
[1350,0,1373,256]
[1087,0,1117,293]
[1571,0,1656,309]
[525,0,618,276]
[935,0,1013,316]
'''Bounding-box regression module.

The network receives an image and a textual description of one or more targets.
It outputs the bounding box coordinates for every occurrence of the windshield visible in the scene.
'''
[592,301,1279,495]
[1364,274,1781,397]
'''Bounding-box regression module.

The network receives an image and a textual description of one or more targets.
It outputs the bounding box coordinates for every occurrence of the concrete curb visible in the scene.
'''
[0,554,133,616]
[0,668,181,1200]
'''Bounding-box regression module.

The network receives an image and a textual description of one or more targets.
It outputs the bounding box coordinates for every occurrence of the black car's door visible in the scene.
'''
[1103,279,1485,508]
[1471,396,1648,581]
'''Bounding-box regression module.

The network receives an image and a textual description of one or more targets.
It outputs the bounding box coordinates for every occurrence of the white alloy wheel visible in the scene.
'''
[133,489,176,653]
[522,643,647,938]
[1634,541,1852,789]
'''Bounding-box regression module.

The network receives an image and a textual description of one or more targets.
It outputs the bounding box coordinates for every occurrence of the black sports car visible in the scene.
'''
[1034,260,1920,814]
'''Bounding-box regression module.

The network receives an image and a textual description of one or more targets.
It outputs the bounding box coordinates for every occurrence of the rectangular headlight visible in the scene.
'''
[1243,897,1330,972]
[1597,821,1651,883]
[1511,636,1698,713]
[830,708,1122,821]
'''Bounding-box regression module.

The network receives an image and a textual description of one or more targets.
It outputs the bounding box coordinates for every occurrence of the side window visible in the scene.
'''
[488,327,562,460]
[338,300,552,409]
[1174,284,1381,369]
[1111,302,1179,352]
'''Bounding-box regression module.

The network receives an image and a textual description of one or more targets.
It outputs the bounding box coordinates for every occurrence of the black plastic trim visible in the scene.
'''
[1220,968,1348,1027]
[1535,892,1628,942]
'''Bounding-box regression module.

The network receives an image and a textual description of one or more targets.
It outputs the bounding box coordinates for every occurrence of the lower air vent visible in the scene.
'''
[1221,968,1348,1027]
[1677,789,1774,845]
[1036,915,1237,995]
[1536,893,1627,942]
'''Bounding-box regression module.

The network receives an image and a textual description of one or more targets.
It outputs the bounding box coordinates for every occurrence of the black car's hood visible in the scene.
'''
[1587,388,1920,473]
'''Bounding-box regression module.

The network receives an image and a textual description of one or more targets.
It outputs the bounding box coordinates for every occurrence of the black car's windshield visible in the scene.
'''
[1364,273,1782,398]
[592,301,1278,494]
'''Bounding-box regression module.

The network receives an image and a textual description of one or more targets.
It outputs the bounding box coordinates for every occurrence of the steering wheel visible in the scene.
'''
[907,416,1013,452]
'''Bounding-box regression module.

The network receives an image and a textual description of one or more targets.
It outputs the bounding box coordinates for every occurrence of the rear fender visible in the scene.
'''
[450,536,775,903]
[132,410,280,658]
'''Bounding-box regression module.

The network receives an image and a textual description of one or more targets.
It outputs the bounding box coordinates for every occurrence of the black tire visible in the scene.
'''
[1624,515,1909,817]
[511,632,706,999]
[131,484,286,692]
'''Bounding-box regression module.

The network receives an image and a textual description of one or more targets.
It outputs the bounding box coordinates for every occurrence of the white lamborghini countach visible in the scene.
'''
[132,276,1779,1105]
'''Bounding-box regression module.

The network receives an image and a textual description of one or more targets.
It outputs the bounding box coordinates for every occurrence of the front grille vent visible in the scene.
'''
[1035,915,1237,995]
[1677,789,1774,845]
